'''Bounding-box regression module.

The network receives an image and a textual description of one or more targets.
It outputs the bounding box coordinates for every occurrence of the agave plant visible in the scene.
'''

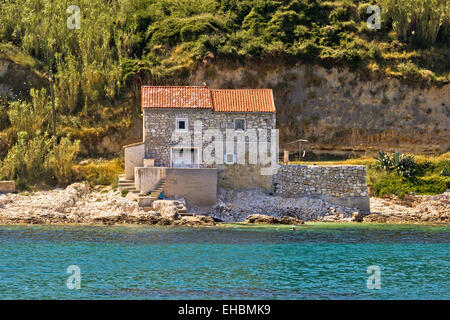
[375,151,417,179]
[375,151,394,171]
[396,154,417,179]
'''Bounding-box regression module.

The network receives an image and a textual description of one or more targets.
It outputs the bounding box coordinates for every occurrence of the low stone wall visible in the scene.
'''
[0,181,15,193]
[135,166,166,194]
[272,165,370,212]
[165,168,217,206]
[124,142,145,180]
[217,164,273,191]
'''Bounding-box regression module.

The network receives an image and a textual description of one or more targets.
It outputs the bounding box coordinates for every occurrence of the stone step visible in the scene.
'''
[118,183,135,187]
[138,195,155,207]
[118,187,140,193]
[179,213,194,217]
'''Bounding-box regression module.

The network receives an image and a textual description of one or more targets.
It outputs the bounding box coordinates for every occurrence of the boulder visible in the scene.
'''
[245,214,304,225]
[0,181,15,194]
[152,200,188,219]
[280,216,305,224]
[173,215,215,226]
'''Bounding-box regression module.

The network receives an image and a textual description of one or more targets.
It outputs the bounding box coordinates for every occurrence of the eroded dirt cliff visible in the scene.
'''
[191,61,449,156]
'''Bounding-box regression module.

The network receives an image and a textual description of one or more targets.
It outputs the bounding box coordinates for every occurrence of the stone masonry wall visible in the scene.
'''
[143,108,275,167]
[143,108,276,190]
[273,165,370,212]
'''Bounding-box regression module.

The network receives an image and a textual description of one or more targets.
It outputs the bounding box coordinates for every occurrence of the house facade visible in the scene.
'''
[142,86,276,168]
[122,85,278,206]
[122,85,370,212]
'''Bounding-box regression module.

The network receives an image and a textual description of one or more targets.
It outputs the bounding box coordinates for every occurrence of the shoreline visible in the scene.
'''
[0,183,448,227]
[0,218,448,228]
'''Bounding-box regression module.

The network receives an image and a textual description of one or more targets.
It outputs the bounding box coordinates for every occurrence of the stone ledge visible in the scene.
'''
[0,181,15,194]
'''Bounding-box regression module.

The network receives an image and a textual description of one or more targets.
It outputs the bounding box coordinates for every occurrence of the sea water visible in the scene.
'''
[0,223,448,299]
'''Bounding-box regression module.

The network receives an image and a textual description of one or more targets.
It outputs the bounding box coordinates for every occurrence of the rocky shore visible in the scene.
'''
[0,183,215,226]
[365,191,449,223]
[0,183,448,226]
[211,188,364,222]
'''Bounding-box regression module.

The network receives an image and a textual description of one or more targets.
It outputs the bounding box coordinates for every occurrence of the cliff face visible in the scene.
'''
[1,57,448,156]
[0,59,46,99]
[191,62,450,156]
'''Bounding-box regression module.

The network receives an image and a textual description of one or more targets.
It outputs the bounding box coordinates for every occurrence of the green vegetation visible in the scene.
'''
[0,132,80,190]
[72,158,123,188]
[0,0,448,190]
[293,152,450,198]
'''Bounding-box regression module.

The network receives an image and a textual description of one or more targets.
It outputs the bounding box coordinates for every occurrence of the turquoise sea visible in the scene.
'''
[0,223,448,300]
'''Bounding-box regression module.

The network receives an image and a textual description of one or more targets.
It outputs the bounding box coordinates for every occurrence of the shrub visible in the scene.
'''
[47,138,80,185]
[0,132,81,189]
[72,158,123,187]
[375,151,417,179]
[0,132,52,189]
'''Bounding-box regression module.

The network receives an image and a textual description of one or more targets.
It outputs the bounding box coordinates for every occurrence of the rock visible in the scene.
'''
[0,181,15,194]
[245,214,304,225]
[351,212,363,222]
[173,215,215,226]
[152,200,188,219]
[368,190,450,223]
[212,188,361,222]
[280,216,304,224]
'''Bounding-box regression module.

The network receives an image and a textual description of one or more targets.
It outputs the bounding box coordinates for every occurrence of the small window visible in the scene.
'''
[224,153,236,164]
[176,118,188,131]
[234,119,245,131]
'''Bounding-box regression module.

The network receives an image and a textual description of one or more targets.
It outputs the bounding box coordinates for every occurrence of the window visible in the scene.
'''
[176,118,188,131]
[224,153,236,164]
[234,119,245,131]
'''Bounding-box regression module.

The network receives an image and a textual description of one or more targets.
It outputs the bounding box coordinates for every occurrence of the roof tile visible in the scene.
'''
[210,89,275,113]
[141,86,275,113]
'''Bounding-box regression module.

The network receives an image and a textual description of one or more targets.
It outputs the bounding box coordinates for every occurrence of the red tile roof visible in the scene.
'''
[211,89,275,113]
[141,86,212,110]
[141,86,275,113]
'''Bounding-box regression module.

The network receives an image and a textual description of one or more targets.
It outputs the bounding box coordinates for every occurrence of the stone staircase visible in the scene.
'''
[119,174,169,208]
[118,175,140,194]
[137,178,167,207]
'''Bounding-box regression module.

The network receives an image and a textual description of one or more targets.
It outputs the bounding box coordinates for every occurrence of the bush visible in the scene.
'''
[47,138,80,186]
[0,132,81,190]
[375,151,417,179]
[73,158,123,187]
[368,169,449,198]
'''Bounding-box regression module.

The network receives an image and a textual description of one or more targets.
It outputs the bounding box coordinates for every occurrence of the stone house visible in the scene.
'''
[122,85,278,206]
[122,85,370,212]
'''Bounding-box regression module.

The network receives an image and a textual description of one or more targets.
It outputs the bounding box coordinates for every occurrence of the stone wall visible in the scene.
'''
[165,168,217,206]
[143,108,276,190]
[135,166,166,194]
[124,142,145,180]
[273,165,370,212]
[216,164,273,191]
[143,108,276,167]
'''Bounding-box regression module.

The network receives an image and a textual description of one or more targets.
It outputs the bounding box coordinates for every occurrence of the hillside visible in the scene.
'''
[0,0,449,160]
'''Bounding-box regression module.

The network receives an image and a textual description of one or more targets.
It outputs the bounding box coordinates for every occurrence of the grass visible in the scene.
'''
[0,43,40,70]
[72,157,123,188]
[288,152,450,198]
